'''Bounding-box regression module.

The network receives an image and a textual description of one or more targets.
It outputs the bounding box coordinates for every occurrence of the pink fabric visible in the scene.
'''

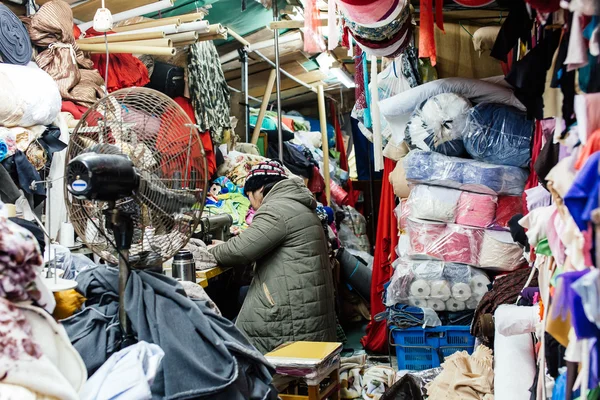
[455,192,498,228]
[564,12,589,72]
[547,209,566,265]
[439,225,483,265]
[407,218,446,257]
[337,0,398,25]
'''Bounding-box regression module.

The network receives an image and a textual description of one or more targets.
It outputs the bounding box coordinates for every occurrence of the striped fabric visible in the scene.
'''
[23,0,104,107]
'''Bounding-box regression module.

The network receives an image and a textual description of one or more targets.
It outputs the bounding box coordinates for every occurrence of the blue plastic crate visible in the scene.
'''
[390,326,475,371]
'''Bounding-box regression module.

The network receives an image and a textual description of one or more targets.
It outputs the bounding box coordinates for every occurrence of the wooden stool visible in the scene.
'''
[265,342,342,400]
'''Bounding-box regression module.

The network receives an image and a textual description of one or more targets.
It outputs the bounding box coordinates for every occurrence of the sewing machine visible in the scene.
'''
[196,214,233,245]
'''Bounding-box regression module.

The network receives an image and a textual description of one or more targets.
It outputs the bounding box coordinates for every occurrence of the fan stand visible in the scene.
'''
[104,203,135,343]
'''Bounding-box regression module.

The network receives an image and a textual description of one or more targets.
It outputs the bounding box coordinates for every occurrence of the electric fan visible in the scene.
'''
[64,87,208,332]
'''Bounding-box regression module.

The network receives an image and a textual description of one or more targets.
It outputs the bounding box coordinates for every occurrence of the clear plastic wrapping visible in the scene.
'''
[406,184,522,229]
[463,103,534,168]
[405,93,472,157]
[338,206,370,253]
[385,257,491,311]
[406,218,527,271]
[403,150,529,196]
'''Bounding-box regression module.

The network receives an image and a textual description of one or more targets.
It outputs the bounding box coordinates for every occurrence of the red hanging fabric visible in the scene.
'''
[173,97,217,178]
[85,28,150,92]
[304,0,326,53]
[419,0,437,65]
[435,0,445,32]
[361,157,399,353]
[330,100,358,206]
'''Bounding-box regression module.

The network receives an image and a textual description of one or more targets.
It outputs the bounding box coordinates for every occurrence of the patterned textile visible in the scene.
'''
[0,216,43,302]
[401,45,422,88]
[188,41,231,144]
[345,4,410,42]
[23,0,104,107]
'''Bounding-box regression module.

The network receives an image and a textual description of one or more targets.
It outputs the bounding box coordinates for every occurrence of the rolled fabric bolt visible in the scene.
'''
[409,298,427,308]
[429,280,451,301]
[59,222,75,247]
[466,297,481,310]
[446,299,466,312]
[410,279,431,298]
[470,272,491,295]
[427,299,446,312]
[452,282,472,301]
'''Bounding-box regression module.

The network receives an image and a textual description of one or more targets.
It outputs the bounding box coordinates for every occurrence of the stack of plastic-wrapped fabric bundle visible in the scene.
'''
[382,77,534,318]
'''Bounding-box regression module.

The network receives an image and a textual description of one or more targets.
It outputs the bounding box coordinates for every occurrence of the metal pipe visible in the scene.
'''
[273,2,284,162]
[227,86,261,103]
[239,48,250,143]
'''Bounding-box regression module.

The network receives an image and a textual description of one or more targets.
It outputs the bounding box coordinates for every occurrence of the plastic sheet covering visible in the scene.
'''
[494,312,537,400]
[0,63,61,127]
[406,184,521,229]
[385,257,490,312]
[406,218,527,271]
[463,103,534,168]
[405,93,472,157]
[403,150,529,196]
[339,206,370,253]
[494,304,540,336]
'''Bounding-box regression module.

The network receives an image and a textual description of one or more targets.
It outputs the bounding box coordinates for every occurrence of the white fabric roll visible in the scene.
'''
[451,283,472,301]
[409,298,427,308]
[466,297,481,310]
[59,222,75,247]
[494,308,537,400]
[445,299,466,312]
[410,279,431,298]
[408,185,462,223]
[470,272,491,295]
[429,280,451,301]
[427,299,446,312]
[495,304,540,336]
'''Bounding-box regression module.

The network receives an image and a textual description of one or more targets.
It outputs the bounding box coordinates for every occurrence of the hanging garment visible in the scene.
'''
[505,29,562,119]
[22,0,104,106]
[361,158,399,353]
[188,41,231,145]
[490,0,533,63]
[337,0,401,26]
[564,152,600,232]
[345,2,410,42]
[575,129,600,169]
[63,266,278,399]
[81,341,164,400]
[173,97,217,178]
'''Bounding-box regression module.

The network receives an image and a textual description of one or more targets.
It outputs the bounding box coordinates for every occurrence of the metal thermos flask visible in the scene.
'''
[172,249,196,283]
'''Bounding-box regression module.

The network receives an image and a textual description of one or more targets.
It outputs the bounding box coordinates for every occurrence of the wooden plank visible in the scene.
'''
[268,19,327,30]
[196,267,230,280]
[248,70,326,98]
[71,0,156,23]
[224,50,308,80]
[252,69,277,144]
[198,278,208,288]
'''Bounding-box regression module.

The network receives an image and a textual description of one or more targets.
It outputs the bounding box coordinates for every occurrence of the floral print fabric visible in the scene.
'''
[0,216,43,303]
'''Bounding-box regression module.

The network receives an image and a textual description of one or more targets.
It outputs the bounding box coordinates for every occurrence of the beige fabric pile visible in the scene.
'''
[426,345,495,400]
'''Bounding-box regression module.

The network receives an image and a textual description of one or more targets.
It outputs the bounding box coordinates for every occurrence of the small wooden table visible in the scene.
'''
[196,267,231,288]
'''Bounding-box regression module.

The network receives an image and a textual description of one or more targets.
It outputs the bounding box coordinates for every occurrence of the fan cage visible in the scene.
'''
[65,88,208,266]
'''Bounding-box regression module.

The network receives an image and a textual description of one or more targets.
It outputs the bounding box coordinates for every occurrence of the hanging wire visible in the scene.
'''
[459,22,474,38]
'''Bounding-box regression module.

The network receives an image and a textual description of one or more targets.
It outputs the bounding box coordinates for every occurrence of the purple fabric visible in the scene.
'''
[520,287,540,306]
[564,152,600,231]
[560,270,600,339]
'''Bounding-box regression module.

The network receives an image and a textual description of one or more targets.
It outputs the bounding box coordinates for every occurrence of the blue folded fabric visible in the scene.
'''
[464,103,534,168]
[0,139,8,162]
[404,150,528,196]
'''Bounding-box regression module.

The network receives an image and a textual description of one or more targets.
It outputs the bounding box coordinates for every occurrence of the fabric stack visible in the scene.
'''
[339,0,413,58]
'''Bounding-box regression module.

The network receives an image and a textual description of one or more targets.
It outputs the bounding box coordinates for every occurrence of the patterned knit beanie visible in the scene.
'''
[243,160,288,195]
